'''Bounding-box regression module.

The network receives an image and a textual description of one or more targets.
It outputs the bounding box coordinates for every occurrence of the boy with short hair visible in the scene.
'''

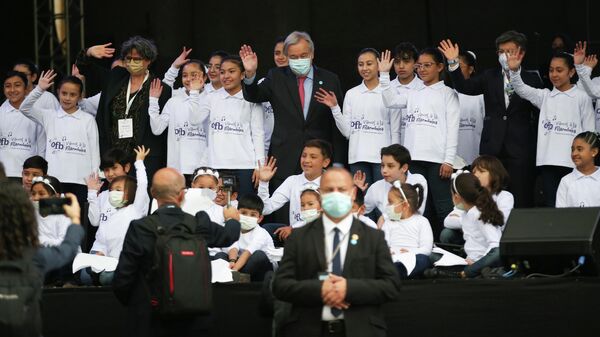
[256,139,332,241]
[218,194,275,281]
[85,148,132,228]
[359,144,428,218]
[22,155,48,193]
[352,187,378,229]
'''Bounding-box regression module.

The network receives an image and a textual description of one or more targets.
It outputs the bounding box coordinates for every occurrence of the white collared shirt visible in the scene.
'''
[331,81,400,164]
[37,213,71,247]
[258,173,321,224]
[191,87,265,169]
[148,90,208,174]
[381,214,433,255]
[556,167,600,207]
[87,189,114,228]
[321,212,353,321]
[363,173,428,216]
[391,76,424,145]
[510,70,595,167]
[0,100,46,177]
[457,93,485,164]
[19,87,100,184]
[462,207,502,261]
[381,72,460,165]
[227,226,276,262]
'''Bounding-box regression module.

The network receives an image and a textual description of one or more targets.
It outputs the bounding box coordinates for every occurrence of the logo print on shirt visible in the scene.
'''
[541,116,577,136]
[406,106,439,127]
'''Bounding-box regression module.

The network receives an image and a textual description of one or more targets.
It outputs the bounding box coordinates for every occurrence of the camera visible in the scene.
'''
[39,197,71,217]
[221,175,237,191]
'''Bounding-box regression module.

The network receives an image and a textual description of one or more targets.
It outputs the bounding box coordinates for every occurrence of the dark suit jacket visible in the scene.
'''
[113,206,240,337]
[450,67,543,159]
[75,52,172,180]
[272,217,401,337]
[243,66,348,180]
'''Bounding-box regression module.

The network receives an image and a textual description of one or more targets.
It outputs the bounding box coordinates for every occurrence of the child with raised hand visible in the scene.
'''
[85,146,150,285]
[216,194,275,281]
[441,155,513,244]
[456,50,485,164]
[379,48,460,225]
[161,46,193,97]
[256,139,332,241]
[450,171,504,278]
[383,181,432,279]
[148,60,208,181]
[556,131,600,207]
[506,48,595,206]
[86,148,132,228]
[19,70,100,206]
[318,48,400,186]
[359,144,428,221]
[573,41,600,131]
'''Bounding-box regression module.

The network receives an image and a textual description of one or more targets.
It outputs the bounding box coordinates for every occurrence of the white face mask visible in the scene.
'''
[32,200,40,213]
[301,209,320,223]
[289,58,312,76]
[498,53,509,71]
[109,190,127,208]
[385,204,402,221]
[239,215,259,231]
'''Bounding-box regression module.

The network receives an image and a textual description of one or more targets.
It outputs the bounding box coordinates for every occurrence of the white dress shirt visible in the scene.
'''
[511,70,595,167]
[332,81,400,164]
[556,167,600,207]
[321,212,353,321]
[20,87,100,184]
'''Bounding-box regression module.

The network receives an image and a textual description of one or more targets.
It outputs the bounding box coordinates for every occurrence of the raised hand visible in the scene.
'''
[38,70,57,91]
[172,46,192,69]
[149,79,163,98]
[71,64,84,81]
[134,145,150,161]
[574,41,587,65]
[506,47,523,72]
[378,50,393,73]
[438,39,460,62]
[258,156,278,182]
[239,44,258,78]
[190,76,205,91]
[584,54,598,69]
[86,43,115,59]
[85,172,103,191]
[353,170,368,192]
[314,88,338,108]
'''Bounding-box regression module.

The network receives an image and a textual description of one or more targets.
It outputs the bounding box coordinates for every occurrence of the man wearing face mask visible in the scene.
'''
[113,167,240,337]
[273,167,400,337]
[239,31,347,207]
[76,36,172,187]
[439,31,543,208]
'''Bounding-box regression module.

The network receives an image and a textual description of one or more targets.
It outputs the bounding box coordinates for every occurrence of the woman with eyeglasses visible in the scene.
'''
[380,48,460,234]
[75,36,172,187]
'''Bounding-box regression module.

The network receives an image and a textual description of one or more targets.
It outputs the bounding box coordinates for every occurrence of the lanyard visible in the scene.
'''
[125,72,149,117]
[325,229,350,270]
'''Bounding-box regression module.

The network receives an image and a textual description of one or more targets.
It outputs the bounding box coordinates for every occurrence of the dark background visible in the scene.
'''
[2,0,600,95]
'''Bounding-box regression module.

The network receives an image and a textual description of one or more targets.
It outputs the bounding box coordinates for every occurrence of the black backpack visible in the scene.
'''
[145,214,212,317]
[0,250,42,337]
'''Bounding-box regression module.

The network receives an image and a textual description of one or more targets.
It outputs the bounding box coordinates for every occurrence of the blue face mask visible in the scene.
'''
[289,58,312,76]
[321,192,352,218]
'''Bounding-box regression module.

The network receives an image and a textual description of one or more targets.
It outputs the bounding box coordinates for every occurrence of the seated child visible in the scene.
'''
[352,187,377,229]
[382,181,432,279]
[215,172,240,209]
[22,155,48,195]
[290,184,322,230]
[216,194,276,281]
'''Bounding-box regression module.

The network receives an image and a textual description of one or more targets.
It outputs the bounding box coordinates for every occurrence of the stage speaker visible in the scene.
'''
[500,207,600,275]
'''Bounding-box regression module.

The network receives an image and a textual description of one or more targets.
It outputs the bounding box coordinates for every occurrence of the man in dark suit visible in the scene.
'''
[439,31,543,208]
[240,31,348,194]
[113,168,241,337]
[273,167,401,337]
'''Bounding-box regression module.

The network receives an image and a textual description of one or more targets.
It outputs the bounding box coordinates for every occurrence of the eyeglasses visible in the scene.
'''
[414,62,436,70]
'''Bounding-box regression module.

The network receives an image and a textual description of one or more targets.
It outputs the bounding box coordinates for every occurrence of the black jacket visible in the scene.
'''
[449,67,543,159]
[243,66,348,179]
[113,206,240,337]
[272,217,401,337]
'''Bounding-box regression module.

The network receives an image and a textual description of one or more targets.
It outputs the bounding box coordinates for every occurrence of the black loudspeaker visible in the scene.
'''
[500,207,600,275]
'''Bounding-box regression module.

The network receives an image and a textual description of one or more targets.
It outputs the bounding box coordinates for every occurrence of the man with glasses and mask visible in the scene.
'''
[439,31,543,208]
[273,167,400,337]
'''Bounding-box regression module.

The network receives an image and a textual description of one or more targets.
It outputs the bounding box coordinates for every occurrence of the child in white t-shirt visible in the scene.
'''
[351,187,377,229]
[556,131,600,207]
[290,184,322,230]
[216,194,275,281]
[456,51,485,164]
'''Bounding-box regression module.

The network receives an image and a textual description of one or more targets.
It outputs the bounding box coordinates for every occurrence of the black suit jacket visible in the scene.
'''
[75,52,172,179]
[113,206,240,337]
[243,66,348,180]
[450,67,543,159]
[272,217,400,337]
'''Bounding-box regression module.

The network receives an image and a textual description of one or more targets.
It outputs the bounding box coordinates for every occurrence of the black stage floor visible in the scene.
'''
[42,277,600,337]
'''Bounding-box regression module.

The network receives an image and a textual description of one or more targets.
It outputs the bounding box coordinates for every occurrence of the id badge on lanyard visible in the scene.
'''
[118,72,149,139]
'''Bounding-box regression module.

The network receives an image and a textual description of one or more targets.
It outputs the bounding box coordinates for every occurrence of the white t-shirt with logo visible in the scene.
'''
[391,76,425,145]
[457,93,485,164]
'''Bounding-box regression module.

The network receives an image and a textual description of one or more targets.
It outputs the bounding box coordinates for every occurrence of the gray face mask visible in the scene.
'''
[498,53,509,71]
